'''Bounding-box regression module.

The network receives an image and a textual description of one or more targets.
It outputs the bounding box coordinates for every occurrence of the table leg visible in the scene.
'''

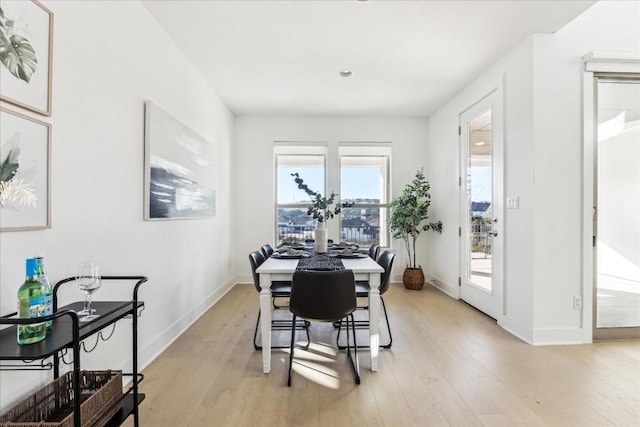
[368,271,381,371]
[259,273,272,373]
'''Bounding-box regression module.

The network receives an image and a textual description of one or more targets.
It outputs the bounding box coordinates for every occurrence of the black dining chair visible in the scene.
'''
[261,244,275,258]
[260,244,290,308]
[288,269,360,386]
[337,250,395,349]
[368,243,380,261]
[249,250,309,350]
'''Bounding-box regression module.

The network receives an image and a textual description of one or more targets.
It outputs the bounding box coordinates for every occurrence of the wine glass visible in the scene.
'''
[75,261,102,322]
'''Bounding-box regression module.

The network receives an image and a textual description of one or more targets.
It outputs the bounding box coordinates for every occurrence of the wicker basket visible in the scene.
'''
[0,370,123,427]
[402,267,425,290]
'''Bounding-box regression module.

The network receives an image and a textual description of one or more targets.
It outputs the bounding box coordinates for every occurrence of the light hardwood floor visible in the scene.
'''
[125,283,639,427]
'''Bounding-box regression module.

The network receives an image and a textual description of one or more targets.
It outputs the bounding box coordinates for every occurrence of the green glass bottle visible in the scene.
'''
[17,258,47,345]
[35,256,53,329]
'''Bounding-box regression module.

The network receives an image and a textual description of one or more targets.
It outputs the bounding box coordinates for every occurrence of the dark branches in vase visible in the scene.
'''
[291,173,352,223]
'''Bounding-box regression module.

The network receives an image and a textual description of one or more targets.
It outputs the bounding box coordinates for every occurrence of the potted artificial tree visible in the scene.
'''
[389,169,443,290]
[291,173,349,253]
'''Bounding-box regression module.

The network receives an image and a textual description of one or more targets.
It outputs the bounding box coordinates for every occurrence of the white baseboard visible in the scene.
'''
[500,315,588,345]
[390,273,404,285]
[531,327,588,345]
[236,274,253,284]
[426,274,459,299]
[499,315,533,344]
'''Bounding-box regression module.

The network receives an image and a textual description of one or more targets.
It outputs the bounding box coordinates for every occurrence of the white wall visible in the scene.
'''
[427,38,536,341]
[0,1,234,410]
[233,116,433,284]
[427,0,640,344]
[531,0,640,342]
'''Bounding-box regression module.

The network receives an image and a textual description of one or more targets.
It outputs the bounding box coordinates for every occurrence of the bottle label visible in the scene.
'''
[28,296,46,318]
[44,294,53,317]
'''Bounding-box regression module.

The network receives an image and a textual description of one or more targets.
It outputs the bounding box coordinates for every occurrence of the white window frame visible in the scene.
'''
[274,143,328,245]
[273,142,392,246]
[339,143,391,247]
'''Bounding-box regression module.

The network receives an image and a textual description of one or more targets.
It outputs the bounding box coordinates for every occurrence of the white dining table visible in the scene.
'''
[255,255,384,374]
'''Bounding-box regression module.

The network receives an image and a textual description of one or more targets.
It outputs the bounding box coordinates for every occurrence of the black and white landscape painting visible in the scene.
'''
[144,102,216,220]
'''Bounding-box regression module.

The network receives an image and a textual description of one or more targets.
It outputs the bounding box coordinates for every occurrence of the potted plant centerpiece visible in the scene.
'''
[291,173,349,253]
[389,169,443,290]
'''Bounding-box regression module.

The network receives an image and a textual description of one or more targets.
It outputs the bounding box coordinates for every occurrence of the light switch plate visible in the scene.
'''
[506,197,519,209]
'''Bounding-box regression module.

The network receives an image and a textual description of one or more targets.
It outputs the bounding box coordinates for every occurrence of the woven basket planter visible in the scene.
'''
[0,370,123,427]
[403,267,425,290]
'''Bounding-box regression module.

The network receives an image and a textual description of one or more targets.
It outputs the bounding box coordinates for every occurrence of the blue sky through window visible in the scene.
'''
[278,167,382,203]
[277,167,323,203]
[341,167,381,200]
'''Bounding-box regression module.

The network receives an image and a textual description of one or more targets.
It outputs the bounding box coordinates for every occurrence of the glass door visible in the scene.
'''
[466,109,494,292]
[459,88,503,320]
[594,75,640,340]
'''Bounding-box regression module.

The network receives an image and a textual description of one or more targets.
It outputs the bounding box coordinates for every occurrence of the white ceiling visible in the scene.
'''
[142,0,597,117]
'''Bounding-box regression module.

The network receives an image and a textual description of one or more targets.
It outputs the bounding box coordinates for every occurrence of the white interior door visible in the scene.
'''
[459,88,503,319]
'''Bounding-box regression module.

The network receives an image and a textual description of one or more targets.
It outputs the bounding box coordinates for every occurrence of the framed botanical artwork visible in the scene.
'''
[0,0,54,116]
[144,101,216,220]
[0,106,51,231]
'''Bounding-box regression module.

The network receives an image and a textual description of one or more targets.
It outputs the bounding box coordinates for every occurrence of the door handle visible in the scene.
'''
[488,230,498,237]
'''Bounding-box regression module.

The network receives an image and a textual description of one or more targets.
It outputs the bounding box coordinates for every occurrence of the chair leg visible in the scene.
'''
[304,320,311,347]
[381,297,393,349]
[336,296,392,349]
[272,296,290,309]
[289,315,359,386]
[253,309,261,350]
[345,316,350,356]
[254,309,310,351]
[352,313,360,384]
[288,314,296,387]
[345,314,360,384]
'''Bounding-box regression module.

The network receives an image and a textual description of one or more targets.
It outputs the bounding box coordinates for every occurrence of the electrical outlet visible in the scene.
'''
[573,296,583,310]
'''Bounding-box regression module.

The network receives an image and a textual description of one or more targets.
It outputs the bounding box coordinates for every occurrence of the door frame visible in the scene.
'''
[458,82,504,320]
[582,51,640,342]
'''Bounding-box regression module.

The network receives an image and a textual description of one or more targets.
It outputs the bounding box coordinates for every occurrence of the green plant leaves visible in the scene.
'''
[0,135,21,182]
[0,6,38,83]
[0,150,19,182]
[389,168,442,267]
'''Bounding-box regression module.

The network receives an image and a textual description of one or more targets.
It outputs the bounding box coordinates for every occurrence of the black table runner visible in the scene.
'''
[296,254,345,271]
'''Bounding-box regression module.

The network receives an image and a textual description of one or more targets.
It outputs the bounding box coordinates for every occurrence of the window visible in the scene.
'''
[339,145,390,247]
[275,145,326,245]
[274,143,391,247]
